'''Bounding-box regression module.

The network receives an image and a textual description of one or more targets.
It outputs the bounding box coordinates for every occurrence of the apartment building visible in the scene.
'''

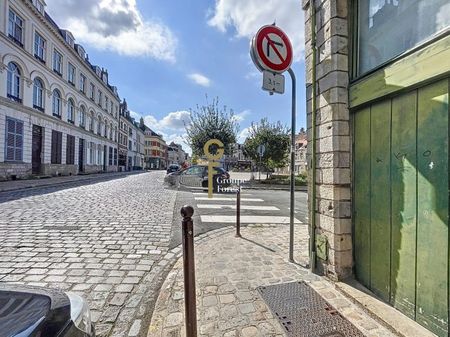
[0,0,120,179]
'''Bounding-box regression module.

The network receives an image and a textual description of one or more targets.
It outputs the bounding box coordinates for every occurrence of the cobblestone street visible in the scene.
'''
[0,171,176,337]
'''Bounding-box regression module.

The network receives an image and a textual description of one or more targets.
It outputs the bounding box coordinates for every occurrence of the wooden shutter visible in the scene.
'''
[66,135,75,165]
[51,130,62,164]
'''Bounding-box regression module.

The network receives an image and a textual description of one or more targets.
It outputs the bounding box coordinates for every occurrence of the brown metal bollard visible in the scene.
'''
[236,188,241,238]
[181,205,197,337]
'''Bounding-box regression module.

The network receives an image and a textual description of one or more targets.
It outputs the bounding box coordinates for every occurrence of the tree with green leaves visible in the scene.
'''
[243,118,290,171]
[185,97,239,156]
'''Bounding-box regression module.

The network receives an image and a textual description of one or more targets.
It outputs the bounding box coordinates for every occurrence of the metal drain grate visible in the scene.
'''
[257,281,365,337]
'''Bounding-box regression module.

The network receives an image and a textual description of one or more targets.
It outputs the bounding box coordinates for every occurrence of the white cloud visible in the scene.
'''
[238,127,251,143]
[45,0,177,61]
[188,73,211,87]
[159,111,191,130]
[132,111,192,154]
[232,109,250,123]
[129,110,141,120]
[208,0,304,60]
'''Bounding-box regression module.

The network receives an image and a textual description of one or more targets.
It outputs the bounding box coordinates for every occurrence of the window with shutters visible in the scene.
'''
[33,78,44,111]
[53,49,62,75]
[109,146,113,165]
[7,62,21,103]
[34,31,45,62]
[66,135,75,164]
[68,63,75,85]
[90,83,95,100]
[98,90,102,107]
[8,9,23,46]
[97,145,102,165]
[67,98,75,123]
[51,130,62,164]
[52,89,61,118]
[79,105,86,127]
[89,142,95,164]
[5,117,23,162]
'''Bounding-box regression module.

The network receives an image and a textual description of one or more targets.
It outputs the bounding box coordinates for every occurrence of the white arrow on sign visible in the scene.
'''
[257,144,266,156]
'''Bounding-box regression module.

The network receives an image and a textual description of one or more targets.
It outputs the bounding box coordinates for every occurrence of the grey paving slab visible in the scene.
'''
[0,171,177,337]
[148,224,397,337]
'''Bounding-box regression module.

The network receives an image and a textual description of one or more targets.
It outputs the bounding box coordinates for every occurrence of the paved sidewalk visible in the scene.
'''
[148,224,396,337]
[0,170,148,192]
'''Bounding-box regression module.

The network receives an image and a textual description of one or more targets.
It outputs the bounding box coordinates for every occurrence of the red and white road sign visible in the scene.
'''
[251,25,293,73]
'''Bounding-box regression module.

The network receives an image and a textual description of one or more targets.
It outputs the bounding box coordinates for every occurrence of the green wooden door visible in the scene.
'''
[353,78,449,336]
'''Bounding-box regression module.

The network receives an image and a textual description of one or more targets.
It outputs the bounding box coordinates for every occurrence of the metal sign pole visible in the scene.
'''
[288,68,296,263]
[259,153,261,181]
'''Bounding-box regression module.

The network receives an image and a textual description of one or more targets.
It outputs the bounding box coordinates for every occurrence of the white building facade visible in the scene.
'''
[0,0,120,180]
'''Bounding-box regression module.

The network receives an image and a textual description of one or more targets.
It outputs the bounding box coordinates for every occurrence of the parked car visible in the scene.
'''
[164,164,230,191]
[0,283,95,337]
[166,164,180,174]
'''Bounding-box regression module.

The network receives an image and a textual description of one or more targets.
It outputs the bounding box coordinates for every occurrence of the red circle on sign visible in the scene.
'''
[255,25,293,73]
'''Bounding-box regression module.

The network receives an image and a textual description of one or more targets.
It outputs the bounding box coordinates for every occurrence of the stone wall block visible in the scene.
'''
[316,185,351,200]
[316,104,349,125]
[316,18,348,47]
[318,199,351,218]
[316,214,351,234]
[317,151,350,168]
[320,167,350,185]
[319,36,348,63]
[318,87,348,107]
[316,54,348,79]
[318,71,349,93]
[317,121,349,139]
[317,135,350,153]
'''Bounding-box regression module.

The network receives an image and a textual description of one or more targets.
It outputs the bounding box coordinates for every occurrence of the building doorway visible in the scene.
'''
[78,139,85,173]
[31,125,43,175]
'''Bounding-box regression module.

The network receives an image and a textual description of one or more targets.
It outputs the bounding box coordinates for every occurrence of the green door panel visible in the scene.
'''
[354,107,371,287]
[416,79,449,337]
[369,100,392,302]
[390,91,417,318]
[354,74,449,335]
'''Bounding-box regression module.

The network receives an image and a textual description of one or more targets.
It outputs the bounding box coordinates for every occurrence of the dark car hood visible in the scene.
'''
[0,284,71,337]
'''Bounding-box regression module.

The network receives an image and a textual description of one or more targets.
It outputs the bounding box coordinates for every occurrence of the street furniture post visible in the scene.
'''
[236,187,241,237]
[250,24,296,263]
[181,205,197,337]
[288,68,296,263]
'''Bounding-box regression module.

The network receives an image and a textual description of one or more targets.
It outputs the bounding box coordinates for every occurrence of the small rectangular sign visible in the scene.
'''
[262,71,285,94]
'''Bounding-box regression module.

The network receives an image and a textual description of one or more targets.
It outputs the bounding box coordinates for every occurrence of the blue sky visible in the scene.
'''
[46,0,306,153]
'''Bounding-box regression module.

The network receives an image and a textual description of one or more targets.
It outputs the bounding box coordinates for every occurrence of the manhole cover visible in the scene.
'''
[257,281,364,337]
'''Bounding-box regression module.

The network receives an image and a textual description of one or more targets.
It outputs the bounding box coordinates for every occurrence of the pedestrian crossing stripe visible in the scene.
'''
[194,197,264,202]
[192,192,253,196]
[200,215,301,224]
[197,204,279,211]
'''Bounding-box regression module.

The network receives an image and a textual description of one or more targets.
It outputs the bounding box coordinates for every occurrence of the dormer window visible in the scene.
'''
[32,0,45,14]
[66,35,74,47]
[62,30,75,48]
[75,44,86,59]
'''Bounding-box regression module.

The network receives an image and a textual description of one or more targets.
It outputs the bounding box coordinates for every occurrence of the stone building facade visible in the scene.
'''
[0,0,120,180]
[143,128,167,170]
[304,0,450,335]
[303,0,351,280]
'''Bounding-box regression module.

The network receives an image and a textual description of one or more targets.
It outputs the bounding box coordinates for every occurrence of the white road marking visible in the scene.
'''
[200,215,302,224]
[194,197,264,202]
[197,204,279,211]
[192,192,253,196]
